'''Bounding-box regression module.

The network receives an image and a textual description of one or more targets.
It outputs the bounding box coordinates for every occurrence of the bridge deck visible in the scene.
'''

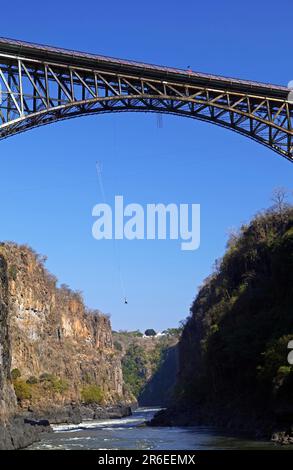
[0,37,289,99]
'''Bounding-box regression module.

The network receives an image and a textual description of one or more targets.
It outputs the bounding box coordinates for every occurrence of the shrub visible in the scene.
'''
[114,340,123,352]
[129,330,143,337]
[26,376,38,385]
[11,368,21,380]
[162,327,183,337]
[13,379,32,401]
[277,366,292,377]
[39,373,68,394]
[50,377,69,394]
[81,385,104,404]
[115,330,143,337]
[257,335,293,383]
[39,372,55,382]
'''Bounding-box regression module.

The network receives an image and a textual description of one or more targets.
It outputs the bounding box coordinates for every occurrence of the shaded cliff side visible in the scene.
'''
[113,331,179,406]
[139,344,178,407]
[0,242,133,448]
[152,205,293,439]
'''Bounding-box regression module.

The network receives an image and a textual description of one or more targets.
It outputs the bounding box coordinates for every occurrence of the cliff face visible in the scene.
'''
[0,250,51,449]
[0,254,16,421]
[113,332,179,406]
[0,242,130,418]
[139,344,178,407]
[153,206,293,438]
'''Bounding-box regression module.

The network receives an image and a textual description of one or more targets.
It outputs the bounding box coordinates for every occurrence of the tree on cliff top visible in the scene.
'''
[145,329,156,337]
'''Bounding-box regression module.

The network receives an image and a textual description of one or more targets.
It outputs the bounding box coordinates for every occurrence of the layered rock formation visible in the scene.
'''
[0,242,132,448]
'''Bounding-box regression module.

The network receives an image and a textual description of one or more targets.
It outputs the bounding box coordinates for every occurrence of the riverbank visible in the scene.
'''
[27,407,288,450]
[0,416,50,450]
[150,405,293,445]
[0,403,133,449]
[26,402,133,424]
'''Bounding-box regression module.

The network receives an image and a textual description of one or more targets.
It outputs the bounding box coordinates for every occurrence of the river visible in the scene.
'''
[27,407,284,450]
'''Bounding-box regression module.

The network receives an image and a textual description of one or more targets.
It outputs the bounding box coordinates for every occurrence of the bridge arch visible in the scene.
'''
[0,38,292,161]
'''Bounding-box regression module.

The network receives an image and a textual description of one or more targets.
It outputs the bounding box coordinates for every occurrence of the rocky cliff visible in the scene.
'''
[152,206,293,441]
[0,253,16,425]
[138,344,178,407]
[113,331,179,406]
[0,242,132,448]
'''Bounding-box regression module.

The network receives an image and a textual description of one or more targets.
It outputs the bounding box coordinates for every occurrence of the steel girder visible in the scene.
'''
[0,43,292,161]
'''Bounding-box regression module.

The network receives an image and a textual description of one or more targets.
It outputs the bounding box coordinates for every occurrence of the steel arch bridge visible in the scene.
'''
[0,38,292,161]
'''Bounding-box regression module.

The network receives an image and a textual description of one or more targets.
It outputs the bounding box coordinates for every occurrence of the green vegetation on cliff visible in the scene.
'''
[12,369,69,402]
[122,343,148,397]
[114,331,179,405]
[80,384,104,404]
[175,203,293,429]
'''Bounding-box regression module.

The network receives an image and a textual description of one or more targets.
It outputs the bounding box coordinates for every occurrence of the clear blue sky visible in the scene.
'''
[0,0,292,331]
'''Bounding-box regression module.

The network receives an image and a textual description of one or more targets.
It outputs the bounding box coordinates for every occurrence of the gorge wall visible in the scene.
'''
[138,343,178,407]
[0,242,132,448]
[0,253,17,421]
[152,206,293,440]
[113,331,179,406]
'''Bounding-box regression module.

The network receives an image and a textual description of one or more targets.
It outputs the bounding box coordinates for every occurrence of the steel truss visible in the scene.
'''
[0,41,292,161]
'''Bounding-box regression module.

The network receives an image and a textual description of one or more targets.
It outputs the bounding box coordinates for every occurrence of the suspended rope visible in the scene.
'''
[95,161,128,304]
